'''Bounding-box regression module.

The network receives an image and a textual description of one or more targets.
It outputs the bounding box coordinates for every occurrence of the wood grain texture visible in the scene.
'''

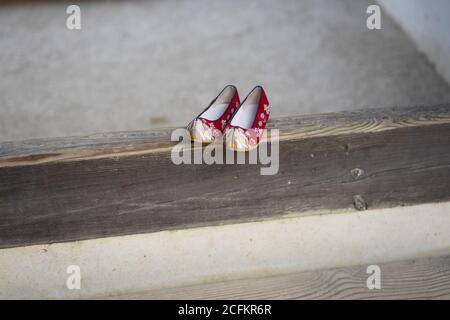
[0,105,450,248]
[1,105,450,167]
[109,255,450,300]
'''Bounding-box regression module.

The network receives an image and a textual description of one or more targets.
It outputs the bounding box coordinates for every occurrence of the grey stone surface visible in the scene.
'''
[1,0,450,141]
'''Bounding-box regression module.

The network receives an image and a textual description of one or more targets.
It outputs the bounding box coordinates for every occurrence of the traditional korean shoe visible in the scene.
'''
[225,86,271,151]
[187,85,240,144]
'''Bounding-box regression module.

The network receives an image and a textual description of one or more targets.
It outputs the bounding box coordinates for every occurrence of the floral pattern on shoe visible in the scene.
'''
[225,127,265,151]
[188,118,223,143]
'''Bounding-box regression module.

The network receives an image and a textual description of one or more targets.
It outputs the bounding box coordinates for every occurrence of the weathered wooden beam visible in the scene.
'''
[1,105,450,248]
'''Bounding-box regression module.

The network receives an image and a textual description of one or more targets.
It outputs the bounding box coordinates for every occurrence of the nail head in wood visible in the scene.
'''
[353,194,368,211]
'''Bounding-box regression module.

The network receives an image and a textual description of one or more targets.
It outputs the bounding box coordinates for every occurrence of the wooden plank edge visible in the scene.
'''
[1,105,450,168]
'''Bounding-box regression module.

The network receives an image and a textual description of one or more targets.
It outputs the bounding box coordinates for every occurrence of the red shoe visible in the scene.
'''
[225,86,271,151]
[187,85,240,144]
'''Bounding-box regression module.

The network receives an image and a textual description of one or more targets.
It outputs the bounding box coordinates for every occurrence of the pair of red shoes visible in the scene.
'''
[187,85,271,151]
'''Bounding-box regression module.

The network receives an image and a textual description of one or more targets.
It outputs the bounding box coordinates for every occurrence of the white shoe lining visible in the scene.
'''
[229,103,259,129]
[200,103,229,121]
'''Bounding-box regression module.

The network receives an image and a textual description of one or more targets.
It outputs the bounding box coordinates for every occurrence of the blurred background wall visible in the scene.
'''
[380,0,450,85]
[1,0,450,142]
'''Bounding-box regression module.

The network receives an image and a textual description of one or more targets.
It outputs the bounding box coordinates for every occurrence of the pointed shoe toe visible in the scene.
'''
[187,85,240,144]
